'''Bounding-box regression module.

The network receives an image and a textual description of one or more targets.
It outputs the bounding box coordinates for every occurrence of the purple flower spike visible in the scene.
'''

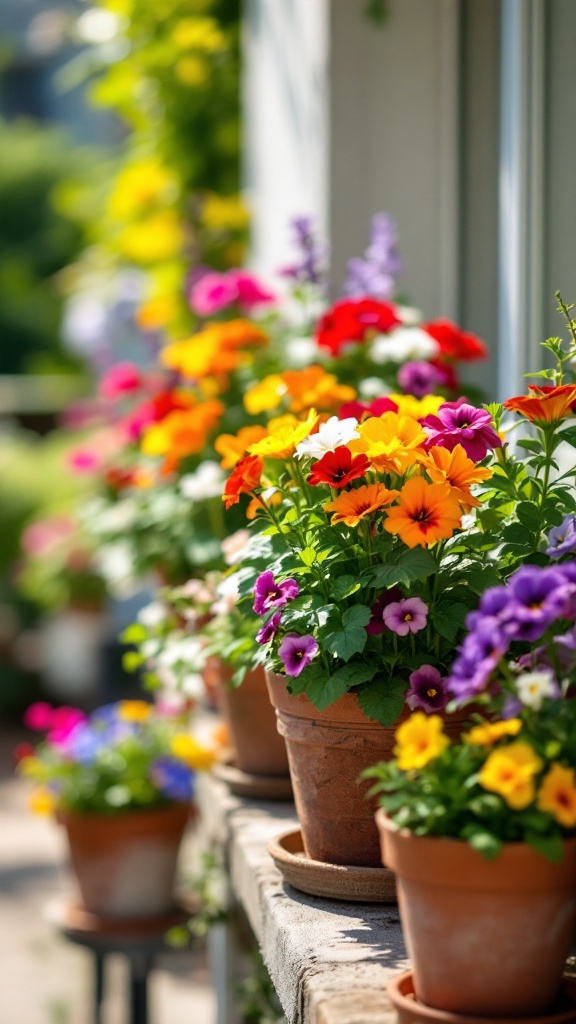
[382,597,428,637]
[421,401,502,462]
[279,216,325,287]
[397,361,449,398]
[256,611,282,645]
[405,665,449,713]
[253,571,300,616]
[279,634,319,677]
[546,515,576,560]
[344,213,404,300]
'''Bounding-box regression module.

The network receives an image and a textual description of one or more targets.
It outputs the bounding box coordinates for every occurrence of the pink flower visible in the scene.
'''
[47,707,87,747]
[67,448,103,474]
[228,270,276,310]
[21,517,74,557]
[382,597,429,636]
[99,362,142,401]
[189,269,276,316]
[23,702,54,731]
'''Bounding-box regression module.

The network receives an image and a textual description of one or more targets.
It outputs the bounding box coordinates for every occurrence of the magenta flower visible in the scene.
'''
[279,634,319,676]
[230,270,276,310]
[365,588,403,635]
[189,269,276,317]
[382,597,428,636]
[23,701,54,731]
[256,611,282,645]
[99,362,142,401]
[421,401,502,462]
[67,448,103,474]
[397,360,449,398]
[47,708,87,747]
[405,665,449,713]
[253,571,300,615]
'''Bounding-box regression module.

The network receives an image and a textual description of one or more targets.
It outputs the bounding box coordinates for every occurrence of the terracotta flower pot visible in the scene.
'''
[59,803,189,919]
[213,661,290,777]
[377,810,576,1017]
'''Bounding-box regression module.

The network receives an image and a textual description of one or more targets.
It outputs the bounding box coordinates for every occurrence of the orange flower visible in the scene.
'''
[248,408,318,460]
[503,384,576,423]
[384,477,462,548]
[424,444,492,509]
[223,455,263,510]
[162,319,268,381]
[141,399,224,468]
[282,365,356,414]
[323,483,398,527]
[214,425,268,469]
[348,412,427,473]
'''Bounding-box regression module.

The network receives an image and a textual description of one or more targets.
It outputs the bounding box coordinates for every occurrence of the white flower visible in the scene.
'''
[137,601,167,629]
[295,416,359,460]
[516,669,557,710]
[359,376,392,399]
[284,335,319,367]
[211,573,241,616]
[221,529,252,566]
[394,304,423,326]
[180,461,224,501]
[370,327,440,365]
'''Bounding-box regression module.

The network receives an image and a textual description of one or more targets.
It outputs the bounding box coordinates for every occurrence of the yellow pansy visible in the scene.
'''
[202,192,250,231]
[117,212,184,264]
[348,412,427,473]
[248,408,319,460]
[171,734,216,771]
[393,712,450,771]
[479,742,543,809]
[465,719,522,747]
[214,425,268,469]
[243,375,287,415]
[118,700,151,722]
[537,764,576,827]
[389,393,445,420]
[28,788,56,816]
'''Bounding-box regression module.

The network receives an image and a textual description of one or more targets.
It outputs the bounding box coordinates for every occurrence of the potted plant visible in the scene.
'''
[17,699,216,920]
[369,557,576,1019]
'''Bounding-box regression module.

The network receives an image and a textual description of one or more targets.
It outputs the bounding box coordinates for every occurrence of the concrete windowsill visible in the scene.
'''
[197,773,407,1024]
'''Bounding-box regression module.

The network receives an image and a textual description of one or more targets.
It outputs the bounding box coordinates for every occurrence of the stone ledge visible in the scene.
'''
[197,774,407,1024]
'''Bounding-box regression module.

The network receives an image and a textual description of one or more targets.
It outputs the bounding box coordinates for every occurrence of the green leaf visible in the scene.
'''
[525,830,564,863]
[299,665,369,710]
[462,563,502,595]
[298,547,317,567]
[559,426,576,449]
[464,830,502,860]
[364,548,437,588]
[431,603,467,643]
[330,575,361,601]
[324,605,371,662]
[122,651,144,673]
[516,502,541,532]
[357,676,406,726]
[516,439,542,455]
[120,623,148,644]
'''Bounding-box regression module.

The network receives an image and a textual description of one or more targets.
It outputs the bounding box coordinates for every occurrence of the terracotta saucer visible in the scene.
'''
[46,897,195,939]
[388,971,576,1024]
[212,760,293,800]
[267,828,397,903]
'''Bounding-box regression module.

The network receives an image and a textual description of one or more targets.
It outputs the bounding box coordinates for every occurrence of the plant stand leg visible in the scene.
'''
[94,951,105,1024]
[129,953,151,1024]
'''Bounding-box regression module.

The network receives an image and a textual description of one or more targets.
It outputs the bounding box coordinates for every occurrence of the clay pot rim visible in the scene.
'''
[56,801,191,826]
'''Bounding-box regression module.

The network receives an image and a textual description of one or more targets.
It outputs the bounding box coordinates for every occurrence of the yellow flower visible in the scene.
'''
[107,160,177,220]
[176,56,208,86]
[171,734,216,771]
[248,408,319,460]
[141,400,224,469]
[537,764,576,827]
[214,425,268,469]
[389,393,445,419]
[18,755,42,779]
[28,788,56,816]
[171,17,227,53]
[465,719,522,746]
[162,320,267,381]
[243,375,287,415]
[479,742,543,809]
[117,212,184,264]
[394,712,450,770]
[136,294,179,332]
[424,444,492,510]
[282,366,356,414]
[348,412,427,474]
[118,700,151,722]
[202,192,250,231]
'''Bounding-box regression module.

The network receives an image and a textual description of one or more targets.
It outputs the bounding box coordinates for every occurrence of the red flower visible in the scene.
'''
[422,320,488,362]
[339,396,399,420]
[315,298,401,356]
[13,742,35,766]
[223,455,263,509]
[307,447,370,488]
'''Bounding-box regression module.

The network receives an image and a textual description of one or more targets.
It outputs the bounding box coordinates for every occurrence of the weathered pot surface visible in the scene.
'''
[214,662,290,777]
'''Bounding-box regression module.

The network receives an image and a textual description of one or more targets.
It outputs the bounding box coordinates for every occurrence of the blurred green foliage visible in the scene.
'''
[0,118,87,373]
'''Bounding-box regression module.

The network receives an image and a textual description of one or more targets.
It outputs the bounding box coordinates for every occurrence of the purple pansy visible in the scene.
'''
[447,620,509,702]
[546,515,576,560]
[150,757,194,802]
[278,634,319,677]
[365,588,402,635]
[397,361,449,398]
[500,565,576,642]
[253,571,300,616]
[256,611,282,645]
[343,213,404,300]
[64,722,106,765]
[405,665,449,713]
[382,597,428,637]
[421,401,502,462]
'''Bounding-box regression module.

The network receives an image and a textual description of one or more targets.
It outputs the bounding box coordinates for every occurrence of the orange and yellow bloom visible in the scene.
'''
[248,408,319,460]
[348,412,427,474]
[214,425,268,469]
[323,483,398,527]
[394,713,450,770]
[503,384,576,424]
[464,719,522,746]
[424,444,492,509]
[384,477,462,548]
[223,455,264,509]
[478,741,543,810]
[537,764,576,827]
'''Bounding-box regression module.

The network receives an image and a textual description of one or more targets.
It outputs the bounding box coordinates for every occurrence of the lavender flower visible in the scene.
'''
[343,213,404,300]
[278,634,319,677]
[279,216,325,286]
[421,401,502,462]
[501,565,576,642]
[405,665,449,713]
[397,360,448,398]
[253,571,300,616]
[546,515,576,560]
[256,612,282,645]
[382,597,428,636]
[150,757,194,802]
[447,621,509,702]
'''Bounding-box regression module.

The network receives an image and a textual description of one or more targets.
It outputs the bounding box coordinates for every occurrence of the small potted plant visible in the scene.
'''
[369,558,576,1020]
[18,699,216,920]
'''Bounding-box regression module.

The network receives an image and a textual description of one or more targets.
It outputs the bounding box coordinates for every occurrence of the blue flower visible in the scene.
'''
[546,515,576,560]
[150,757,194,803]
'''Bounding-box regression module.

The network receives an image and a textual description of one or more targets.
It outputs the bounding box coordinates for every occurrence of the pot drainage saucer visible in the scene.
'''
[46,897,196,940]
[267,828,397,903]
[212,760,293,800]
[388,971,576,1024]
